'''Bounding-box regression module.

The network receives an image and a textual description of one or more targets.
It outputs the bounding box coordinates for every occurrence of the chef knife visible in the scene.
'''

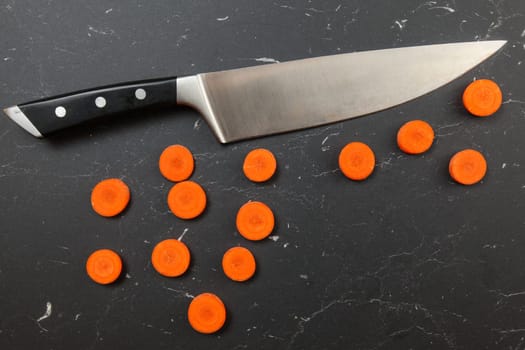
[3,41,506,143]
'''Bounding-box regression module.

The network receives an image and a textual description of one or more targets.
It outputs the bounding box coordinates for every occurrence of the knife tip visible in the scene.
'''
[483,39,507,52]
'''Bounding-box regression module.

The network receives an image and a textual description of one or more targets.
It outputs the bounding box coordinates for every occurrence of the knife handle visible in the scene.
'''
[3,77,178,137]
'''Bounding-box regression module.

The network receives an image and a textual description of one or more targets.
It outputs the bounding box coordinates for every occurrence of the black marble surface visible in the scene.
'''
[1,1,525,349]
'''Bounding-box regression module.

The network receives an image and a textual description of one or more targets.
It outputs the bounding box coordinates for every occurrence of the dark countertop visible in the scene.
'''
[1,1,525,349]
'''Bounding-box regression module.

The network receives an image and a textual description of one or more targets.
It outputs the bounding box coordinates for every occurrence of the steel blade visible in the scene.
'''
[177,40,506,143]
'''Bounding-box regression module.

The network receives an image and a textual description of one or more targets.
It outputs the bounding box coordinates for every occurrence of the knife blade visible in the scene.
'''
[3,40,506,142]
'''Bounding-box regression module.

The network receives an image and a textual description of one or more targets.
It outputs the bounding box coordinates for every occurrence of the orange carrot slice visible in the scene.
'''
[449,149,487,185]
[151,239,191,277]
[463,79,502,117]
[188,293,226,334]
[86,249,122,285]
[243,148,277,182]
[167,181,206,219]
[222,247,256,282]
[159,144,194,182]
[397,120,435,154]
[236,201,275,241]
[338,142,375,180]
[91,178,130,217]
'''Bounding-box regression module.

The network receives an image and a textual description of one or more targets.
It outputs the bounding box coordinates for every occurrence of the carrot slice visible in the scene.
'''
[222,247,256,282]
[338,142,375,180]
[86,249,122,285]
[167,181,207,219]
[151,239,191,277]
[243,148,277,182]
[91,178,130,217]
[463,79,502,117]
[449,149,487,185]
[397,120,435,154]
[159,144,194,182]
[188,293,226,334]
[236,201,275,241]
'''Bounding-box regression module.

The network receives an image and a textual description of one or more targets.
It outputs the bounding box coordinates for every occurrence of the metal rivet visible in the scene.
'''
[55,106,66,118]
[135,88,146,100]
[95,96,106,108]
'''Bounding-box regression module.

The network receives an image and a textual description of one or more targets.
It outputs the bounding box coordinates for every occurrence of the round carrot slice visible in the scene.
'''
[159,144,194,182]
[463,79,502,117]
[236,201,275,241]
[338,142,375,180]
[222,247,256,282]
[167,181,207,219]
[86,249,122,285]
[91,178,130,217]
[151,239,191,277]
[397,120,435,154]
[449,149,487,185]
[243,148,277,182]
[188,293,226,334]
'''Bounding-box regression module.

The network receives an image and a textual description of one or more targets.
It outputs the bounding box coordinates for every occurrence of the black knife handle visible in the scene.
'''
[9,77,178,137]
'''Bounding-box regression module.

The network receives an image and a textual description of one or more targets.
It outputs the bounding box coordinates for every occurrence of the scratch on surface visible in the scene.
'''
[321,132,340,145]
[503,99,525,105]
[305,7,326,13]
[89,304,111,349]
[0,129,10,140]
[164,287,194,299]
[490,289,525,299]
[320,132,340,151]
[312,169,338,178]
[412,1,441,13]
[49,259,69,265]
[483,244,501,249]
[378,156,395,169]
[287,298,352,348]
[35,302,52,331]
[394,19,408,30]
[483,0,523,39]
[428,6,455,13]
[176,33,189,47]
[254,57,280,64]
[193,119,202,130]
[105,8,113,14]
[436,121,463,137]
[216,16,229,21]
[459,19,468,32]
[494,328,525,334]
[87,25,116,36]
[266,333,285,340]
[37,302,52,322]
[178,228,189,241]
